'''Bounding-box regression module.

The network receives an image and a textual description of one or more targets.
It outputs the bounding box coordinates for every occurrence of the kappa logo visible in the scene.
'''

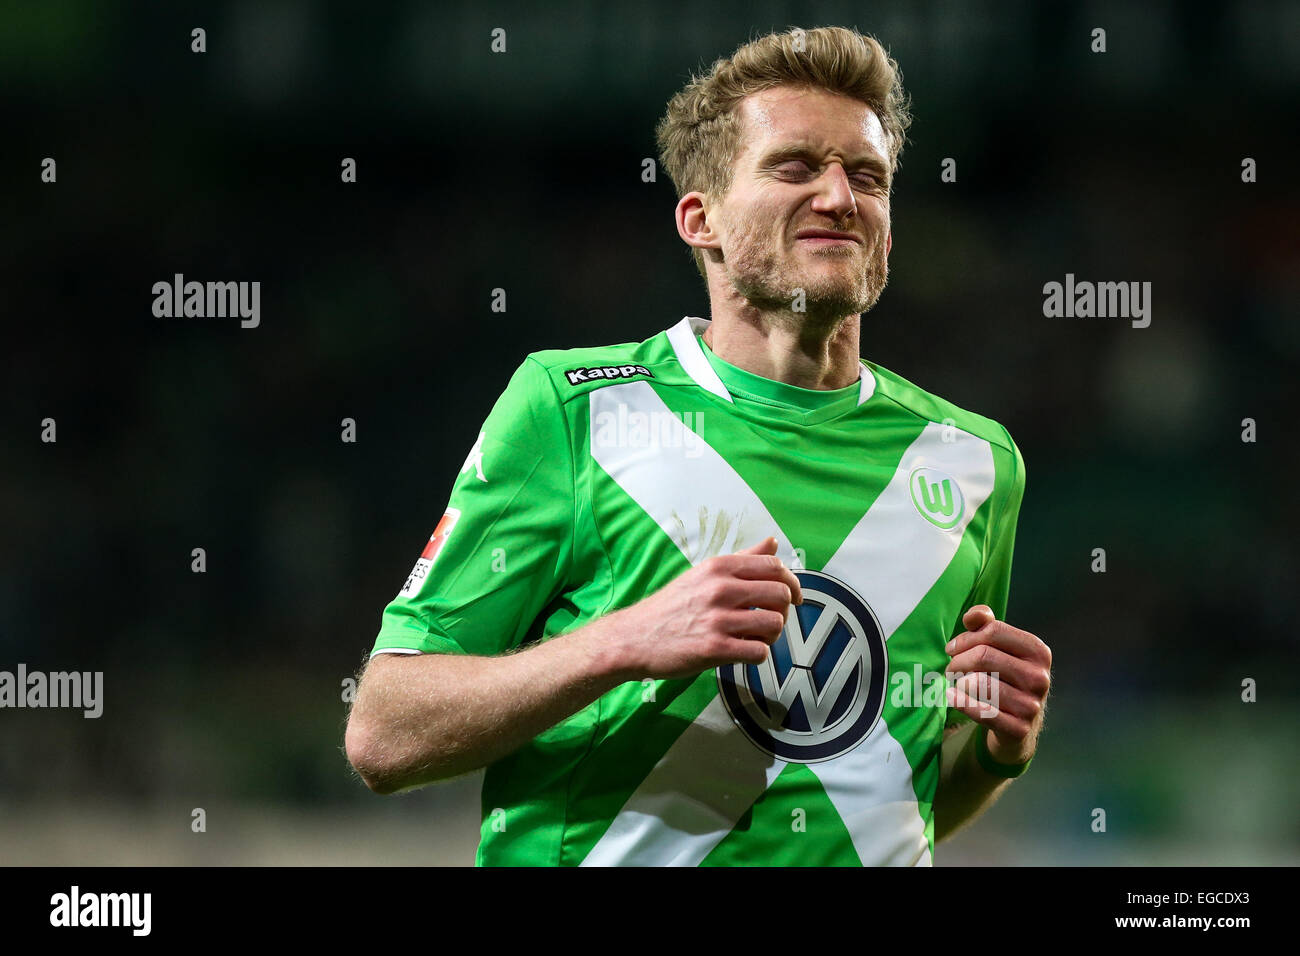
[398,508,460,598]
[909,466,965,531]
[565,364,654,386]
[717,569,888,763]
[461,431,486,482]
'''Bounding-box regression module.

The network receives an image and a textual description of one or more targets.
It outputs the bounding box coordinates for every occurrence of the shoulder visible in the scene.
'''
[865,358,1021,463]
[522,328,692,405]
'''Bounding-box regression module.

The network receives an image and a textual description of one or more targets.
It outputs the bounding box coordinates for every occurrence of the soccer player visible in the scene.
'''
[345,25,1052,866]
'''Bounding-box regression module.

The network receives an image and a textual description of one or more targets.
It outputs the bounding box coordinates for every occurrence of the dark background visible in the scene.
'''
[2,0,1297,864]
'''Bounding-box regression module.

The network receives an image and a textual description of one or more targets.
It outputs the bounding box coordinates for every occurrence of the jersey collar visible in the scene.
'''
[665,316,877,406]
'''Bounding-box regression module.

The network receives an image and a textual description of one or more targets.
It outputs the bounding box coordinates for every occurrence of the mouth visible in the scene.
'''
[795,229,861,245]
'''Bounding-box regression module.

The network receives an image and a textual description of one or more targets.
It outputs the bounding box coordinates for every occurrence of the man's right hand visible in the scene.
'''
[607,536,803,681]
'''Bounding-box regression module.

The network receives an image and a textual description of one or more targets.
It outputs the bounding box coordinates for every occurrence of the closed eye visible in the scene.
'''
[775,161,884,191]
[775,160,814,178]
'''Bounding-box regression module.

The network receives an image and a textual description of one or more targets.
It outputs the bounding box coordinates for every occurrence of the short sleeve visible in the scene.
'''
[964,429,1026,624]
[946,428,1026,727]
[370,357,575,658]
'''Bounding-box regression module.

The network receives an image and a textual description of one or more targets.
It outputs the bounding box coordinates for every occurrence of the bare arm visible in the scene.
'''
[345,537,802,794]
[933,721,1015,843]
[345,614,631,794]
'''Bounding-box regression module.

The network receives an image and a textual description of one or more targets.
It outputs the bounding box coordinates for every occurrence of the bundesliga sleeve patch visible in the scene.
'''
[398,508,460,598]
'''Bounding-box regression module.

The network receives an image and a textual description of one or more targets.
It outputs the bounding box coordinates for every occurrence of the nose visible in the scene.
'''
[809,162,856,223]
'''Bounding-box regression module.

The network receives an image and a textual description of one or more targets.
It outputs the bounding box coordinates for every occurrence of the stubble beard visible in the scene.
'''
[724,218,890,324]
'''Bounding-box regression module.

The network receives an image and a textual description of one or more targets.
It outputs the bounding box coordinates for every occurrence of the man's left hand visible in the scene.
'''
[945,605,1052,765]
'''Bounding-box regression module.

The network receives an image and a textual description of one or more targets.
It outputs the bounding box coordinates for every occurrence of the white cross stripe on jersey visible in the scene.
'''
[806,423,994,865]
[581,378,996,866]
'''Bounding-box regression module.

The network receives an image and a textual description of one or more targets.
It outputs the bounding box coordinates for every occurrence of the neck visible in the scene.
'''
[700,300,862,391]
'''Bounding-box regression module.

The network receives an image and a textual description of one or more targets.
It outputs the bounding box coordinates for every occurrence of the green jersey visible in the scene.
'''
[371,316,1026,866]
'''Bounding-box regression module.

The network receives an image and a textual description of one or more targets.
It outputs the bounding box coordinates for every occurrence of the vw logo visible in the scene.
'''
[717,569,888,763]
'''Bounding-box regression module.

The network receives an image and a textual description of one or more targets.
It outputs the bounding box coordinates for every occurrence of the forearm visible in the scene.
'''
[932,722,1015,843]
[346,611,634,793]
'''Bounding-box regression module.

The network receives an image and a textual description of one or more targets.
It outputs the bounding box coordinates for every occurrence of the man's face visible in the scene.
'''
[711,85,893,319]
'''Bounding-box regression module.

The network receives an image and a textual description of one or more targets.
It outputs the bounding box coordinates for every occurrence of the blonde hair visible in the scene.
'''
[655,26,912,278]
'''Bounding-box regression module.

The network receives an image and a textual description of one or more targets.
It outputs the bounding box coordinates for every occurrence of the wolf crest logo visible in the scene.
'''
[717,569,888,763]
[909,466,965,531]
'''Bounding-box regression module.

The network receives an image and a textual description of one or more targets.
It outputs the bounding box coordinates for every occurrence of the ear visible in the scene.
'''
[885,230,892,258]
[676,192,722,254]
